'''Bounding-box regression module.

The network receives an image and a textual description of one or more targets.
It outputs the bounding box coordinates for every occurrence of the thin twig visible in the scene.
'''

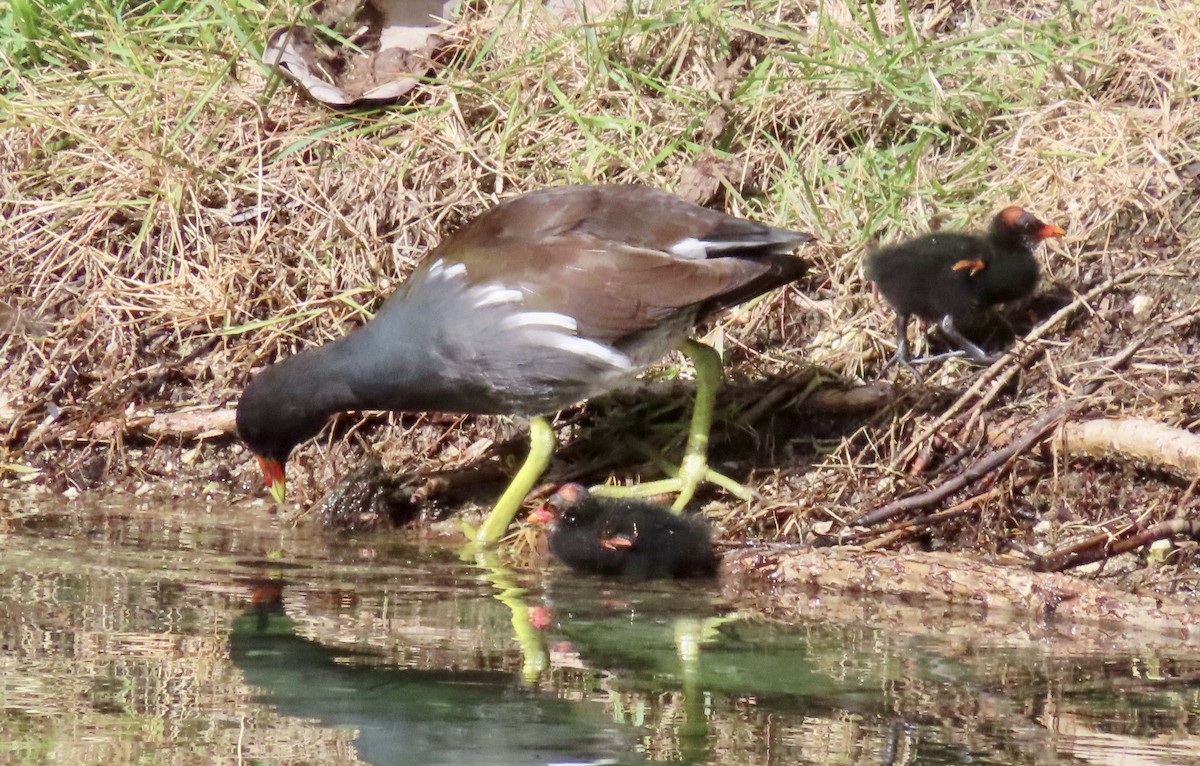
[852,400,1076,527]
[847,328,1145,532]
[829,474,1040,548]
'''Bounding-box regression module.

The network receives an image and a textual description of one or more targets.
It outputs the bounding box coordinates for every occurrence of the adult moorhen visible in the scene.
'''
[527,483,719,580]
[237,184,812,545]
[864,206,1064,379]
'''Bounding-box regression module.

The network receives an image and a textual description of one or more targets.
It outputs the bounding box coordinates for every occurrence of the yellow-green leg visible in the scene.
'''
[591,339,755,512]
[469,416,555,546]
[673,339,723,510]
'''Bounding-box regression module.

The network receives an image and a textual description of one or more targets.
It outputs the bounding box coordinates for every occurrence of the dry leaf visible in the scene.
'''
[264,0,459,106]
[675,151,751,206]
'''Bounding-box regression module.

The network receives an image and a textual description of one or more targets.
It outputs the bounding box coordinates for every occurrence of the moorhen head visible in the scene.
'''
[527,483,720,580]
[864,206,1064,379]
[236,184,813,543]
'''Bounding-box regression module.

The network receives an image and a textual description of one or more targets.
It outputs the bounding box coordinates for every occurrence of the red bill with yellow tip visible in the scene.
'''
[1036,223,1066,240]
[256,456,287,504]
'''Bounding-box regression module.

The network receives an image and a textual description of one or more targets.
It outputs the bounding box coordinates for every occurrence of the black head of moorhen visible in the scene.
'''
[527,483,719,580]
[864,206,1064,378]
[237,184,812,545]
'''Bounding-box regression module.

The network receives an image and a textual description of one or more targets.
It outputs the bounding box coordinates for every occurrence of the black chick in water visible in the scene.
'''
[527,484,719,580]
[865,206,1065,379]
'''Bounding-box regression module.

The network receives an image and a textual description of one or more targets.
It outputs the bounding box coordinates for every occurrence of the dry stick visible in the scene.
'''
[859,486,1005,550]
[851,473,1041,549]
[891,265,1159,469]
[1033,519,1200,573]
[803,381,895,413]
[852,400,1077,527]
[966,274,1169,431]
[739,377,894,427]
[851,336,1146,531]
[1025,344,1199,570]
[1034,527,1121,567]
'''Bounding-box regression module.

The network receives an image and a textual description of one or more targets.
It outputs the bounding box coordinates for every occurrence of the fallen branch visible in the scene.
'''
[801,381,894,413]
[737,374,892,427]
[721,545,1200,639]
[1059,417,1200,479]
[734,368,819,426]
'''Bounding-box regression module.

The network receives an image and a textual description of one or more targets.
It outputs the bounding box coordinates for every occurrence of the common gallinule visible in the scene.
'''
[527,483,720,579]
[237,184,812,545]
[864,206,1064,378]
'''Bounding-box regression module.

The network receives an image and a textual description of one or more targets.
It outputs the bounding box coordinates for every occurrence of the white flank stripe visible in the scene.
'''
[525,330,631,369]
[501,311,578,331]
[473,285,523,307]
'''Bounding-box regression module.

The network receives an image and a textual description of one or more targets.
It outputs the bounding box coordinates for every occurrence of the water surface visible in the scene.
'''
[2,494,1200,765]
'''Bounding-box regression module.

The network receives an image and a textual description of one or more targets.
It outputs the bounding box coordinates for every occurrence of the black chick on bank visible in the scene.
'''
[865,206,1065,379]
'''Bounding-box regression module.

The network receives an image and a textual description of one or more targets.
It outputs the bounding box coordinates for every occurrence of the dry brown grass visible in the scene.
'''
[1,0,1199,571]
